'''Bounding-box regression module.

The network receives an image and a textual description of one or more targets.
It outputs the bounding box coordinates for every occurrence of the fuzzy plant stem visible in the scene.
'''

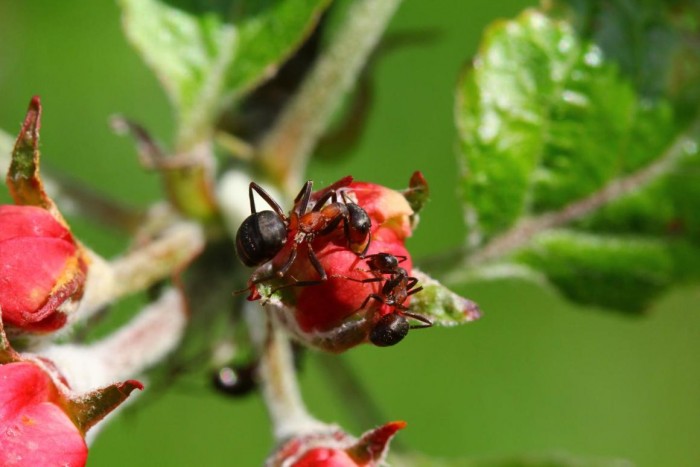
[38,287,187,393]
[76,220,204,320]
[256,305,329,442]
[258,0,403,196]
[0,130,15,178]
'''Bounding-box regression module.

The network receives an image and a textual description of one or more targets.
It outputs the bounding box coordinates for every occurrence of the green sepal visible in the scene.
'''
[64,380,143,435]
[409,270,482,326]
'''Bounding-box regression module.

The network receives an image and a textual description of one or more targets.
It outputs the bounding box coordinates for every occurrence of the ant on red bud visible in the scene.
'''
[236,179,372,290]
[345,252,431,347]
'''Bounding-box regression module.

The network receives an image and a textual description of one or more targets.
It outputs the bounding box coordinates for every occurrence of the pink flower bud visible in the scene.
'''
[267,181,419,351]
[0,361,87,466]
[292,236,411,334]
[292,448,359,466]
[349,181,413,240]
[0,205,87,332]
[267,421,406,467]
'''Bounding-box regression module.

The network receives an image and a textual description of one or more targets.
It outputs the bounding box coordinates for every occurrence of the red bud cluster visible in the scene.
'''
[246,177,423,352]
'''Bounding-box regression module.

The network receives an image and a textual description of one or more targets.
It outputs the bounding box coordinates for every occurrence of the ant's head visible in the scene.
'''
[341,192,371,256]
[369,312,409,347]
[366,253,397,272]
[235,211,288,267]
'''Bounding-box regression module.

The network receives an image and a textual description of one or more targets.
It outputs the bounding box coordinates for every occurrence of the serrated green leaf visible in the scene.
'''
[457,10,678,243]
[119,0,329,149]
[455,8,700,314]
[546,0,700,120]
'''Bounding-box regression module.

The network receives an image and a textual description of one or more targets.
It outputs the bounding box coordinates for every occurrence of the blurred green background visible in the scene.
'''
[1,1,699,466]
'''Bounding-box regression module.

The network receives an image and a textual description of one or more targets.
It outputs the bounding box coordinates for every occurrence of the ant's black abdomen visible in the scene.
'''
[369,313,409,347]
[236,210,288,267]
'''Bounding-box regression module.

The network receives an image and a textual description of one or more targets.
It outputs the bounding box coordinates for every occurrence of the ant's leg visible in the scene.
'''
[328,275,384,284]
[272,245,328,293]
[307,246,328,281]
[270,279,325,294]
[406,279,421,293]
[403,311,432,329]
[250,182,286,218]
[357,294,384,311]
[294,181,313,215]
[275,244,299,278]
[311,189,338,212]
[319,209,348,236]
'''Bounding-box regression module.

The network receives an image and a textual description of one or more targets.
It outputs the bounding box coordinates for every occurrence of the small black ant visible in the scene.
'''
[235,180,371,287]
[345,253,431,347]
[212,362,258,397]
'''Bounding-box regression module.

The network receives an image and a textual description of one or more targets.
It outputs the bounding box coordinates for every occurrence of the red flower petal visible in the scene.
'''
[0,205,73,243]
[293,237,411,333]
[349,182,413,239]
[0,362,87,467]
[293,448,359,467]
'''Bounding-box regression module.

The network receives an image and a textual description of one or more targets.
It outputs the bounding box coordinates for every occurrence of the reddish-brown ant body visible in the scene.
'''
[346,253,431,347]
[236,180,371,287]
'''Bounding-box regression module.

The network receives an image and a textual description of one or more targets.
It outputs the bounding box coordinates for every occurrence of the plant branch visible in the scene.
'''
[75,220,204,320]
[257,0,403,196]
[0,129,13,178]
[256,305,329,441]
[39,287,187,393]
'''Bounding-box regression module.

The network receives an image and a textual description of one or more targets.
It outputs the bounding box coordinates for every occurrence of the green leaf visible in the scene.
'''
[409,270,482,326]
[455,9,700,313]
[119,0,329,149]
[545,0,700,120]
[458,10,676,242]
[514,230,676,313]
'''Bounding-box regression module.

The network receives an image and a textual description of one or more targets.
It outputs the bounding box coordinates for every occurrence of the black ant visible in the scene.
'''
[344,253,431,347]
[212,362,258,397]
[235,180,371,288]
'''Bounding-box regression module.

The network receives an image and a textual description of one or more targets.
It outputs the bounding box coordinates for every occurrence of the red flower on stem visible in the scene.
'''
[267,421,406,466]
[0,361,87,466]
[254,178,424,352]
[0,205,87,332]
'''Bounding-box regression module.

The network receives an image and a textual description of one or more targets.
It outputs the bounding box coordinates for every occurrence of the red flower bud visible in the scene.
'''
[292,448,359,466]
[0,361,87,466]
[267,421,406,467]
[259,180,420,352]
[292,236,411,334]
[0,205,87,332]
[349,181,413,240]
